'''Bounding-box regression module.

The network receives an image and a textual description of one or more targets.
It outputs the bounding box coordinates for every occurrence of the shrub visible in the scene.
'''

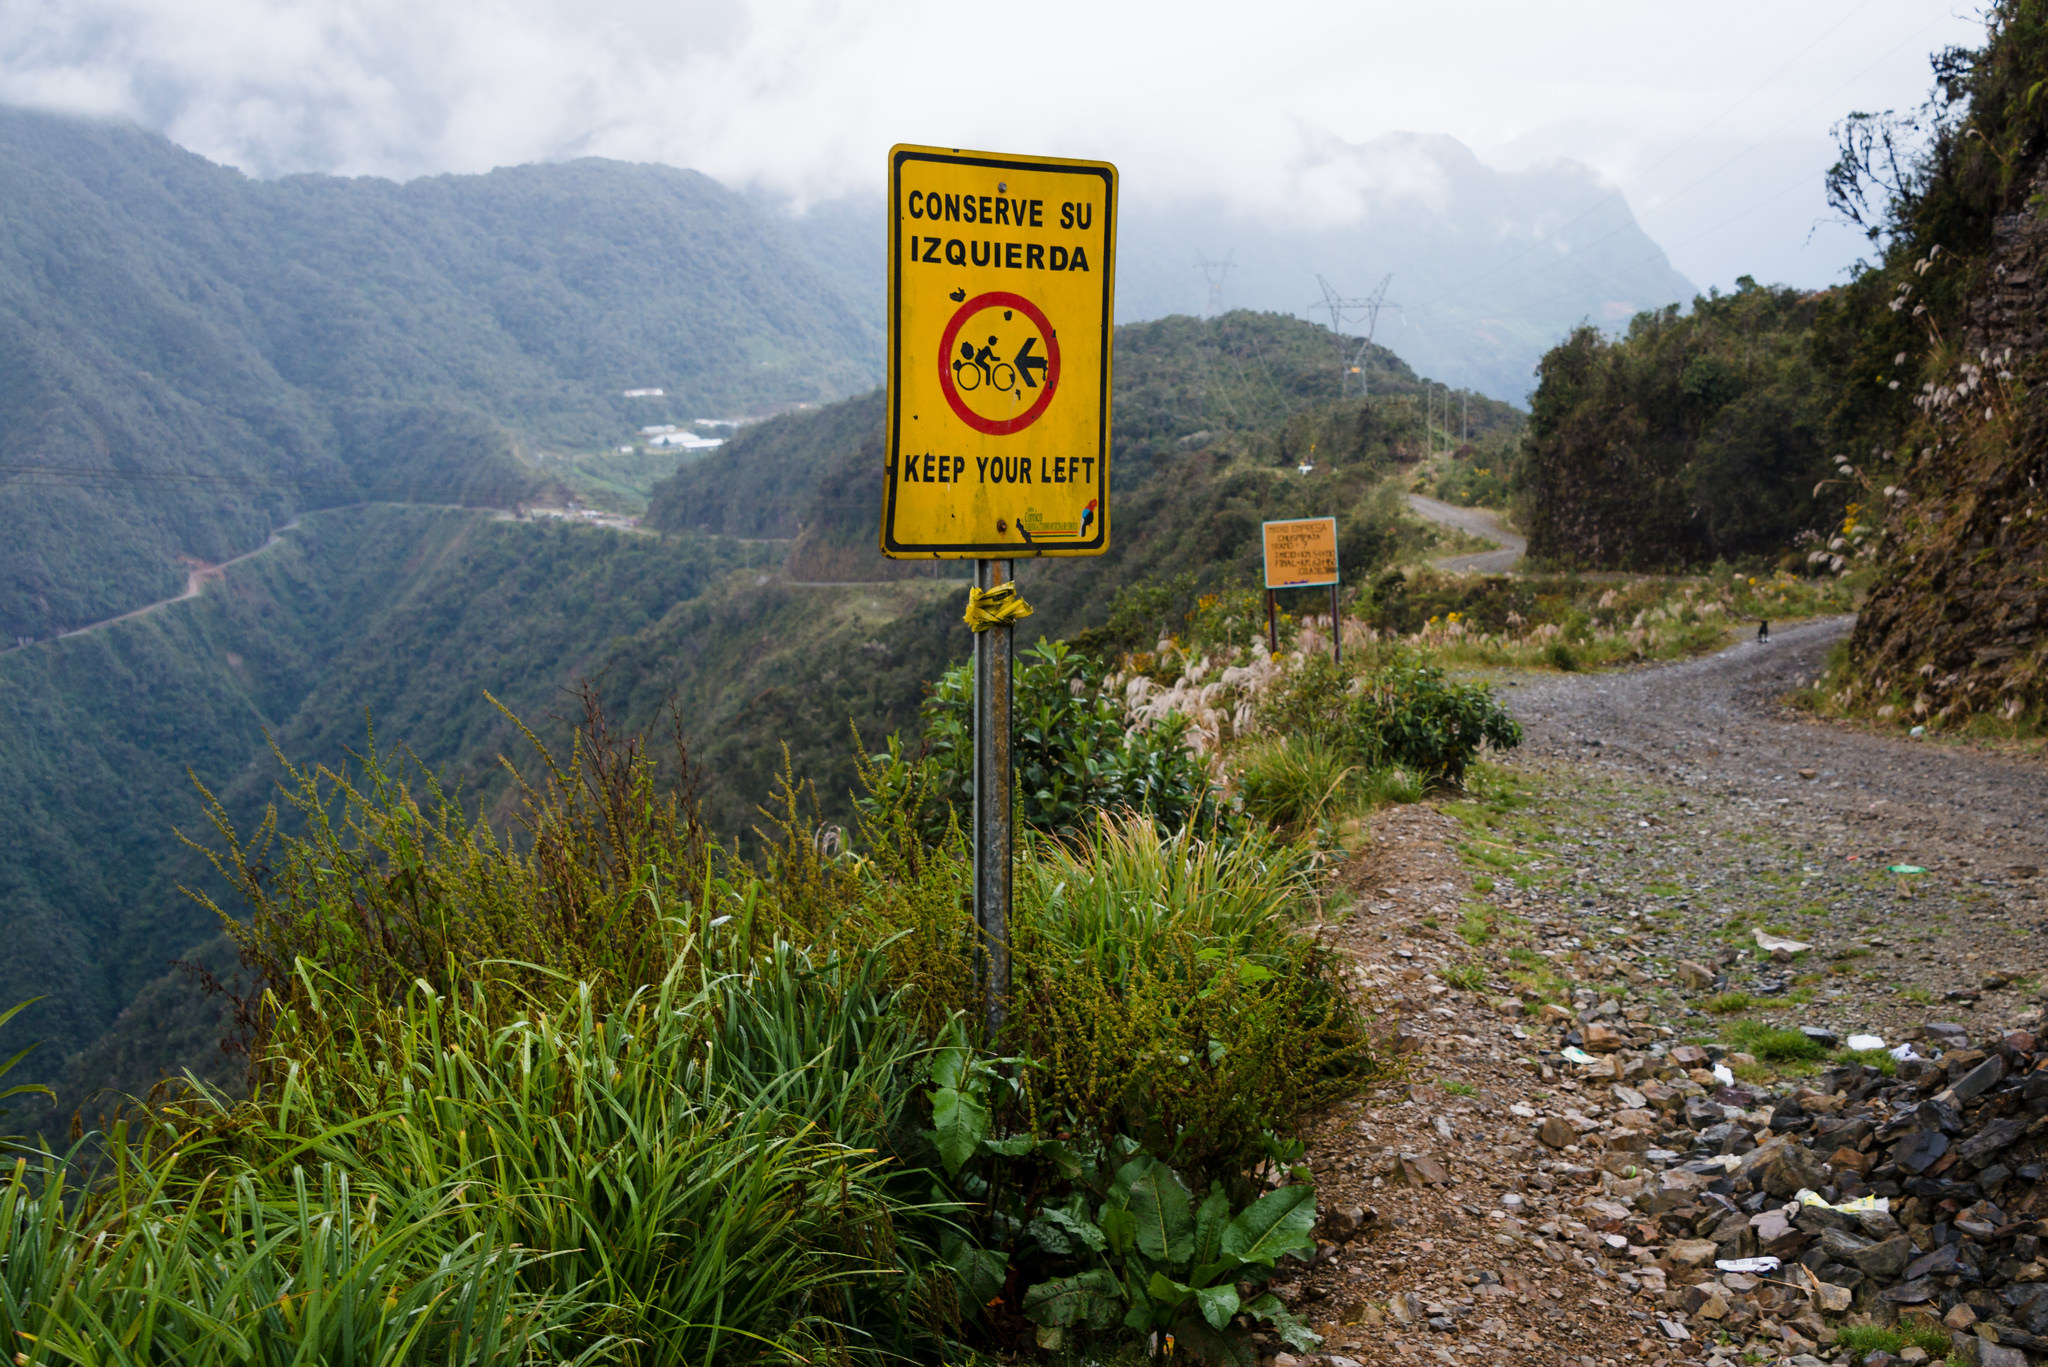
[904,639,1226,839]
[1254,648,1521,791]
[1724,1019,1828,1062]
[1347,659,1523,785]
[1010,816,1383,1184]
[1234,735,1354,833]
[186,685,707,1071]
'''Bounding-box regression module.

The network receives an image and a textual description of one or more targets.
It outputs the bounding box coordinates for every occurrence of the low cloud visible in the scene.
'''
[0,0,1983,288]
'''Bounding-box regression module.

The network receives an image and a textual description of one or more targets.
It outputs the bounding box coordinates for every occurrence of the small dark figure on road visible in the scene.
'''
[1758,620,1770,643]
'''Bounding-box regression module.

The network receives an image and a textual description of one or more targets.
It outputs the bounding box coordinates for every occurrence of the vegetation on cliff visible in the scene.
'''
[1,689,1391,1365]
[1510,2,2045,731]
[1815,0,2048,732]
[1513,280,1843,570]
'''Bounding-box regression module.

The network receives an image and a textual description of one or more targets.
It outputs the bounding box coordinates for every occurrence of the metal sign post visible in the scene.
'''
[878,144,1118,1039]
[1261,516,1342,664]
[973,558,1014,1034]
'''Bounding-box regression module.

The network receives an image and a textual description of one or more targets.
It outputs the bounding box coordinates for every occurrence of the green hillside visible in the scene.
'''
[4,309,1506,1132]
[1512,279,1847,570]
[0,108,880,642]
[648,309,1522,613]
[0,508,744,1112]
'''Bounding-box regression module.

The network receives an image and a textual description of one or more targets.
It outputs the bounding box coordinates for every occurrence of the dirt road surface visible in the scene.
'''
[1284,620,2045,1367]
[1508,614,2048,873]
[1406,494,1525,573]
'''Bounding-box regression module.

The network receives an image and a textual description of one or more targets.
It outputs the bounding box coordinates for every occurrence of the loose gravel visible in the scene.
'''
[1272,622,2048,1367]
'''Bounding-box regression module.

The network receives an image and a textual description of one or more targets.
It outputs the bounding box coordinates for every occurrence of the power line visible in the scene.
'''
[1311,275,1397,396]
[1194,250,1236,318]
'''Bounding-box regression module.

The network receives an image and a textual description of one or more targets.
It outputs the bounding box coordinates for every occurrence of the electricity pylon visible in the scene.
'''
[1312,274,1396,397]
[1195,251,1235,319]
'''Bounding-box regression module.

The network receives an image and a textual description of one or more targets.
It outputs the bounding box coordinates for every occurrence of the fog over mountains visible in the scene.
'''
[780,131,1695,404]
[1116,132,1696,403]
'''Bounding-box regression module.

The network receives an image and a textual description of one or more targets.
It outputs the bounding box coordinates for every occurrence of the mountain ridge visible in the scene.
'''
[0,106,884,640]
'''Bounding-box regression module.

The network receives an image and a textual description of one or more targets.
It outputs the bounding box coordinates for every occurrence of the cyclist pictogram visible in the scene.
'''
[951,336,1016,392]
[938,291,1060,436]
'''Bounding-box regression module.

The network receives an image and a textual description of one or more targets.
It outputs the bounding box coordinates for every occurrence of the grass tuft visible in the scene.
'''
[1724,1019,1828,1062]
[1442,961,1487,991]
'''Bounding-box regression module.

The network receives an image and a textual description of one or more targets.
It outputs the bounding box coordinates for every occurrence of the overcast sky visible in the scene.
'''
[0,0,1987,294]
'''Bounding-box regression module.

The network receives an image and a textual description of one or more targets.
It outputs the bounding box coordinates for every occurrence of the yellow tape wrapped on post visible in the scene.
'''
[963,582,1034,633]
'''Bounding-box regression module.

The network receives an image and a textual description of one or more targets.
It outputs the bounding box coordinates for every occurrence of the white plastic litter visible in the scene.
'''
[1715,1257,1782,1274]
[1889,1043,1923,1061]
[1562,1046,1598,1064]
[1753,930,1813,954]
[1712,1063,1736,1085]
[1845,1034,1885,1051]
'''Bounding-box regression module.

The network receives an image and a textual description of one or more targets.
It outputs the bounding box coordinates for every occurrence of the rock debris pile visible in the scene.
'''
[1607,1016,2048,1367]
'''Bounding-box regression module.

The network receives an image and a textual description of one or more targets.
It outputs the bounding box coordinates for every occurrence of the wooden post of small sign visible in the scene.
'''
[1330,582,1342,665]
[1261,516,1341,664]
[1264,590,1278,654]
[879,144,1118,1040]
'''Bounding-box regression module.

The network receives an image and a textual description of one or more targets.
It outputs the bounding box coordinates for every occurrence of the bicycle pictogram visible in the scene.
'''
[936,291,1060,436]
[951,336,1017,392]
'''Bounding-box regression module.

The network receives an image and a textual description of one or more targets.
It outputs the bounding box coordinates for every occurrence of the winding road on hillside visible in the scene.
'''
[1405,493,1525,572]
[1,504,521,659]
[1505,613,2048,872]
[0,521,305,659]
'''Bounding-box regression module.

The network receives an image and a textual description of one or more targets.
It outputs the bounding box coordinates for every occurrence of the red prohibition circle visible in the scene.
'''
[937,291,1061,436]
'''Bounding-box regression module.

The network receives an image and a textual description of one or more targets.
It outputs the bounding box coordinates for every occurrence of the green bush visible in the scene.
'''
[1255,648,1522,788]
[1012,813,1383,1175]
[1724,1019,1828,1062]
[893,639,1226,839]
[1347,660,1522,784]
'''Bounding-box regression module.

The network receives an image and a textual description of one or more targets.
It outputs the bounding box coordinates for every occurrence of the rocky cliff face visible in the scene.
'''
[1843,172,2048,730]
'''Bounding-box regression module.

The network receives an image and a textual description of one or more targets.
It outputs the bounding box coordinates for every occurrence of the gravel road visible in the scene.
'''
[1406,494,1526,573]
[1286,616,2046,1366]
[1506,613,2048,874]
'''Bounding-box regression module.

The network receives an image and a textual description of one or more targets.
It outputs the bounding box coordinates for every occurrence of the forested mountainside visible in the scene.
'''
[1504,3,2044,732]
[648,309,1523,608]
[5,311,1506,1125]
[0,107,881,641]
[0,509,743,1107]
[1512,280,1847,570]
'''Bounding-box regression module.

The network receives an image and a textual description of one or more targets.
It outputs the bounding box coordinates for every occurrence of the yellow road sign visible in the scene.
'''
[1262,517,1340,588]
[881,144,1117,558]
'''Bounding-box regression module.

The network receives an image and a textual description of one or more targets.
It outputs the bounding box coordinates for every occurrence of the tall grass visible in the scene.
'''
[233,941,933,1365]
[1011,815,1381,1182]
[1233,736,1353,835]
[3,1150,591,1366]
[4,697,1385,1365]
[1018,815,1312,977]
